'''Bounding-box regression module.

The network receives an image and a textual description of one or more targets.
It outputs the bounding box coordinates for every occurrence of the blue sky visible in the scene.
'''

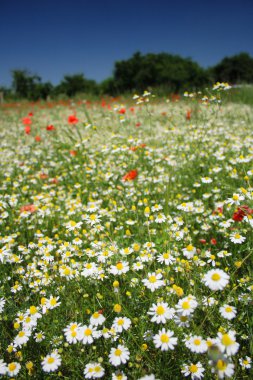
[1,0,253,87]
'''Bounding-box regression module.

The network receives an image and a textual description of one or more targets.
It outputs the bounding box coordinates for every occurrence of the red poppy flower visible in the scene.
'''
[122,169,138,181]
[46,125,55,131]
[210,238,217,245]
[136,122,141,127]
[51,178,59,184]
[40,173,48,179]
[20,204,37,213]
[68,115,79,124]
[186,110,192,120]
[233,205,253,221]
[70,150,77,156]
[28,112,33,116]
[199,239,206,244]
[35,135,41,142]
[118,108,126,114]
[22,117,32,125]
[24,125,31,134]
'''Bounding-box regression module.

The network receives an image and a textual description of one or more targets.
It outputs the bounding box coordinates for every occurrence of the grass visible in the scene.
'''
[0,88,252,379]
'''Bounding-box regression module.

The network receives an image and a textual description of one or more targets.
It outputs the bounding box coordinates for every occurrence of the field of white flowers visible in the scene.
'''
[0,87,252,379]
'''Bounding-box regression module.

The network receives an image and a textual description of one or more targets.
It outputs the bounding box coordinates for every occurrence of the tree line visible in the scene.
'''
[1,52,253,100]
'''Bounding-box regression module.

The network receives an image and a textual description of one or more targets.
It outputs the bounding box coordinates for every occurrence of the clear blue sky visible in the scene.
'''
[1,0,253,87]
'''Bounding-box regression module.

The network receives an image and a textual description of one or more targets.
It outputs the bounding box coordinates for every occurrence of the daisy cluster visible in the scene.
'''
[0,92,252,378]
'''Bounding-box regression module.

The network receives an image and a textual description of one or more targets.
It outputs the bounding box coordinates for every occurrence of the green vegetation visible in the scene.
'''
[1,52,253,101]
[0,87,252,379]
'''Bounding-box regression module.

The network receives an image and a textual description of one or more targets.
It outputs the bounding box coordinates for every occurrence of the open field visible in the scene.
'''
[0,89,252,379]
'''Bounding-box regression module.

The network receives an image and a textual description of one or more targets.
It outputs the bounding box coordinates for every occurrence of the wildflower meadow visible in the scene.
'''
[0,85,252,379]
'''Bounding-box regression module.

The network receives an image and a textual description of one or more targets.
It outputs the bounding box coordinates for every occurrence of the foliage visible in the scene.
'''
[211,53,253,84]
[112,52,210,94]
[55,74,98,97]
[4,52,253,100]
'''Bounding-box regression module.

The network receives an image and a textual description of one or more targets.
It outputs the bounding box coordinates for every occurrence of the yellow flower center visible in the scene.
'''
[94,366,101,373]
[160,334,169,343]
[116,262,123,270]
[194,339,201,346]
[18,331,25,338]
[115,349,122,356]
[234,233,241,239]
[64,268,71,275]
[50,298,57,306]
[84,328,92,336]
[47,357,55,364]
[189,364,198,373]
[117,319,124,326]
[225,306,233,313]
[221,334,234,346]
[156,305,165,315]
[216,360,227,370]
[71,331,77,337]
[8,363,17,372]
[186,245,193,251]
[211,273,221,281]
[30,306,37,314]
[182,301,190,309]
[149,275,157,283]
[93,312,99,319]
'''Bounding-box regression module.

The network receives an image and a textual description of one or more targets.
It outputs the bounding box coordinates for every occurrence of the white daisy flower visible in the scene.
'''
[90,311,106,326]
[109,261,130,275]
[7,362,21,377]
[13,329,32,347]
[219,305,237,320]
[157,252,175,265]
[148,302,175,324]
[182,245,196,259]
[217,331,239,356]
[109,344,130,366]
[174,314,191,327]
[112,317,131,333]
[229,233,246,244]
[181,362,205,379]
[142,272,165,292]
[211,360,234,379]
[84,362,105,378]
[46,296,61,309]
[0,360,7,375]
[77,325,100,345]
[239,356,252,369]
[153,328,178,351]
[112,371,128,379]
[185,335,208,353]
[176,296,198,316]
[226,193,244,205]
[0,297,6,313]
[202,269,229,291]
[41,351,61,373]
[63,322,81,344]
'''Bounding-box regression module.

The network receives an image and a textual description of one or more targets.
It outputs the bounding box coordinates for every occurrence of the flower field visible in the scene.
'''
[0,88,252,379]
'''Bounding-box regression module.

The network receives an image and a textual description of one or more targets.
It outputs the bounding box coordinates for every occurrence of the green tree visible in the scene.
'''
[211,53,253,84]
[12,69,41,99]
[55,74,98,97]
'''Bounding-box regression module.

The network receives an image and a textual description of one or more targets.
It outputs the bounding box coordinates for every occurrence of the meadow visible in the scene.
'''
[0,85,252,379]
